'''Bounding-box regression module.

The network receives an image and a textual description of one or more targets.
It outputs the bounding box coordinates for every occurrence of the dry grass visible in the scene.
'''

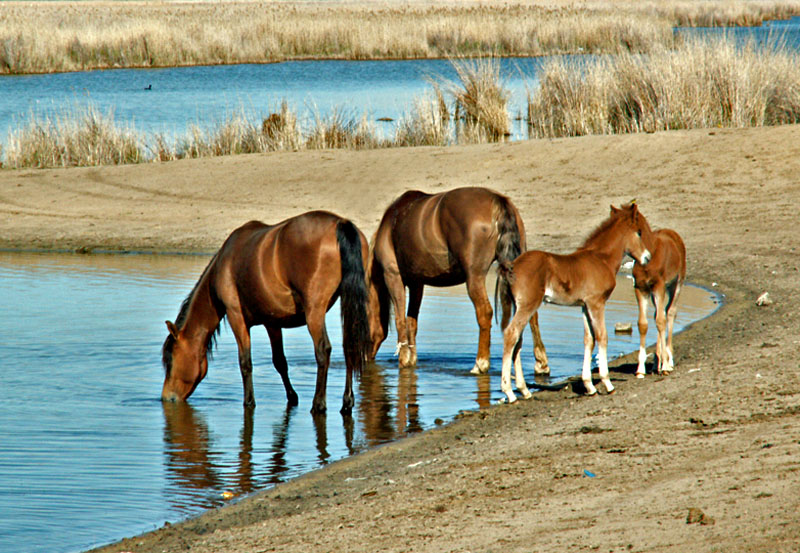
[527,36,800,137]
[395,87,451,147]
[0,1,713,74]
[305,108,384,150]
[448,57,510,141]
[5,104,142,168]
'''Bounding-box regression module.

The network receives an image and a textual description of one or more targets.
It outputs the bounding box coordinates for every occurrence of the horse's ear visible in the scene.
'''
[610,204,620,214]
[166,320,179,339]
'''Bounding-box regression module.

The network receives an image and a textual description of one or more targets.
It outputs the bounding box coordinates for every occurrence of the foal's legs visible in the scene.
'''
[266,327,299,407]
[635,287,650,378]
[227,310,256,408]
[530,313,551,375]
[305,306,332,415]
[664,281,683,372]
[582,300,614,395]
[405,284,424,367]
[466,271,493,375]
[652,283,669,375]
[500,306,533,403]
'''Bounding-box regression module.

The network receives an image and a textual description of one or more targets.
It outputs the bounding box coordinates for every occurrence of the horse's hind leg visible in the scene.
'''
[405,284,424,367]
[652,283,669,375]
[384,267,414,367]
[664,281,683,372]
[500,307,531,403]
[228,310,256,408]
[530,312,550,375]
[582,300,613,395]
[306,308,332,415]
[466,272,493,375]
[634,286,649,378]
[266,327,298,407]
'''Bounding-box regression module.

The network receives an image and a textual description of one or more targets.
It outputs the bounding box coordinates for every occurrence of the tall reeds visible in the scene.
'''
[527,36,800,138]
[5,105,142,168]
[0,1,683,74]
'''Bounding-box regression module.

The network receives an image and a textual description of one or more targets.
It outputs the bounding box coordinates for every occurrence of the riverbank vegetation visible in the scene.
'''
[5,36,800,169]
[527,36,800,137]
[2,1,800,75]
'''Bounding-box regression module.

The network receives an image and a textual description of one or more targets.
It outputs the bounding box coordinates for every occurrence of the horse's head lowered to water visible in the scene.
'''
[161,319,214,403]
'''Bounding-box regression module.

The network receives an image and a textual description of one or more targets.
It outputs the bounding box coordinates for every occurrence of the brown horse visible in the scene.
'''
[496,203,654,402]
[161,211,372,415]
[632,228,686,377]
[368,186,548,374]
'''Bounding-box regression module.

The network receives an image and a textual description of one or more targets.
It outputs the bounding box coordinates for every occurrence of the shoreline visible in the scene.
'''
[1,125,798,552]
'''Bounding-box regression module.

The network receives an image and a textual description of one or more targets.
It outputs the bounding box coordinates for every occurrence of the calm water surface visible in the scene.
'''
[0,251,718,553]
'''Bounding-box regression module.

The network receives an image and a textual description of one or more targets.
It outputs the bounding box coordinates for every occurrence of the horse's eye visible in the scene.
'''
[637,230,642,237]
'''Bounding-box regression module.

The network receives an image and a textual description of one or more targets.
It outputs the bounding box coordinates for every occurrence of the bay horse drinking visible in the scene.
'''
[368,186,548,374]
[496,203,654,402]
[161,211,371,415]
[632,228,686,377]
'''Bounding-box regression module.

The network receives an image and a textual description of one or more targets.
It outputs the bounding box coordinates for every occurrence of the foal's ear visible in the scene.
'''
[610,204,620,214]
[166,320,179,339]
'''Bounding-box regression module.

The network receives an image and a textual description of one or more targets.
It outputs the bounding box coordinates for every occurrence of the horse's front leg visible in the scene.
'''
[465,272,493,375]
[634,286,649,378]
[266,326,298,407]
[228,310,256,408]
[530,312,550,375]
[306,308,332,415]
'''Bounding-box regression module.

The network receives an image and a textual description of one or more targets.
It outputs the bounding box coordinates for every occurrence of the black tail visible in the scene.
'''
[493,196,522,324]
[336,220,371,377]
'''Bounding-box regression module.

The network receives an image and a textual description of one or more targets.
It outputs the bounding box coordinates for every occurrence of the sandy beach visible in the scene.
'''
[2,125,799,552]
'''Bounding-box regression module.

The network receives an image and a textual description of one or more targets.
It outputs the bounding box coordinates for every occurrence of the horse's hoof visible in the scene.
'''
[470,360,490,375]
[521,389,533,400]
[636,373,645,379]
[607,387,616,395]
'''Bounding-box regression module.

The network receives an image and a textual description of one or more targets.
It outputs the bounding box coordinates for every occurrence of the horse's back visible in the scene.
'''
[217,211,354,326]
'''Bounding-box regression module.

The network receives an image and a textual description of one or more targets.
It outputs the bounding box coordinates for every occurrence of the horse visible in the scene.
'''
[495,202,655,402]
[161,211,372,416]
[632,228,686,377]
[368,186,548,375]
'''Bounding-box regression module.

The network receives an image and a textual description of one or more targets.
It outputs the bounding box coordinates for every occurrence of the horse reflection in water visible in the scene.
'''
[161,362,430,503]
[357,362,422,446]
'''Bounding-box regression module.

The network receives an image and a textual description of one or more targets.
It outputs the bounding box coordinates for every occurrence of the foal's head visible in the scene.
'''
[161,320,209,403]
[611,202,653,266]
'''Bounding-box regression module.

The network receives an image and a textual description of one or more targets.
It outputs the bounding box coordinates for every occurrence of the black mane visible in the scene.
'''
[162,254,222,377]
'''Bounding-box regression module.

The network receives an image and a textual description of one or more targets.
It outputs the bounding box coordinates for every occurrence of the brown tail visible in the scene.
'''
[493,195,521,324]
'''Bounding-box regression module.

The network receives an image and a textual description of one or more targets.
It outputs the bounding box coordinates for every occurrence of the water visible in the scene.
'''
[0,57,544,147]
[0,251,718,553]
[2,17,800,155]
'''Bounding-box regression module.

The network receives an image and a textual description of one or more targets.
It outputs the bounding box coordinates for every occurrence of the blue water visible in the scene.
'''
[0,57,545,147]
[0,251,718,553]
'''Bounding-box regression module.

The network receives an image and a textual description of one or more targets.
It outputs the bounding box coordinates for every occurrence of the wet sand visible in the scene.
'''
[1,125,799,552]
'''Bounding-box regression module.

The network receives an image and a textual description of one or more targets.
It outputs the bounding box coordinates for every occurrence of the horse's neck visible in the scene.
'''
[182,274,223,347]
[582,223,626,272]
